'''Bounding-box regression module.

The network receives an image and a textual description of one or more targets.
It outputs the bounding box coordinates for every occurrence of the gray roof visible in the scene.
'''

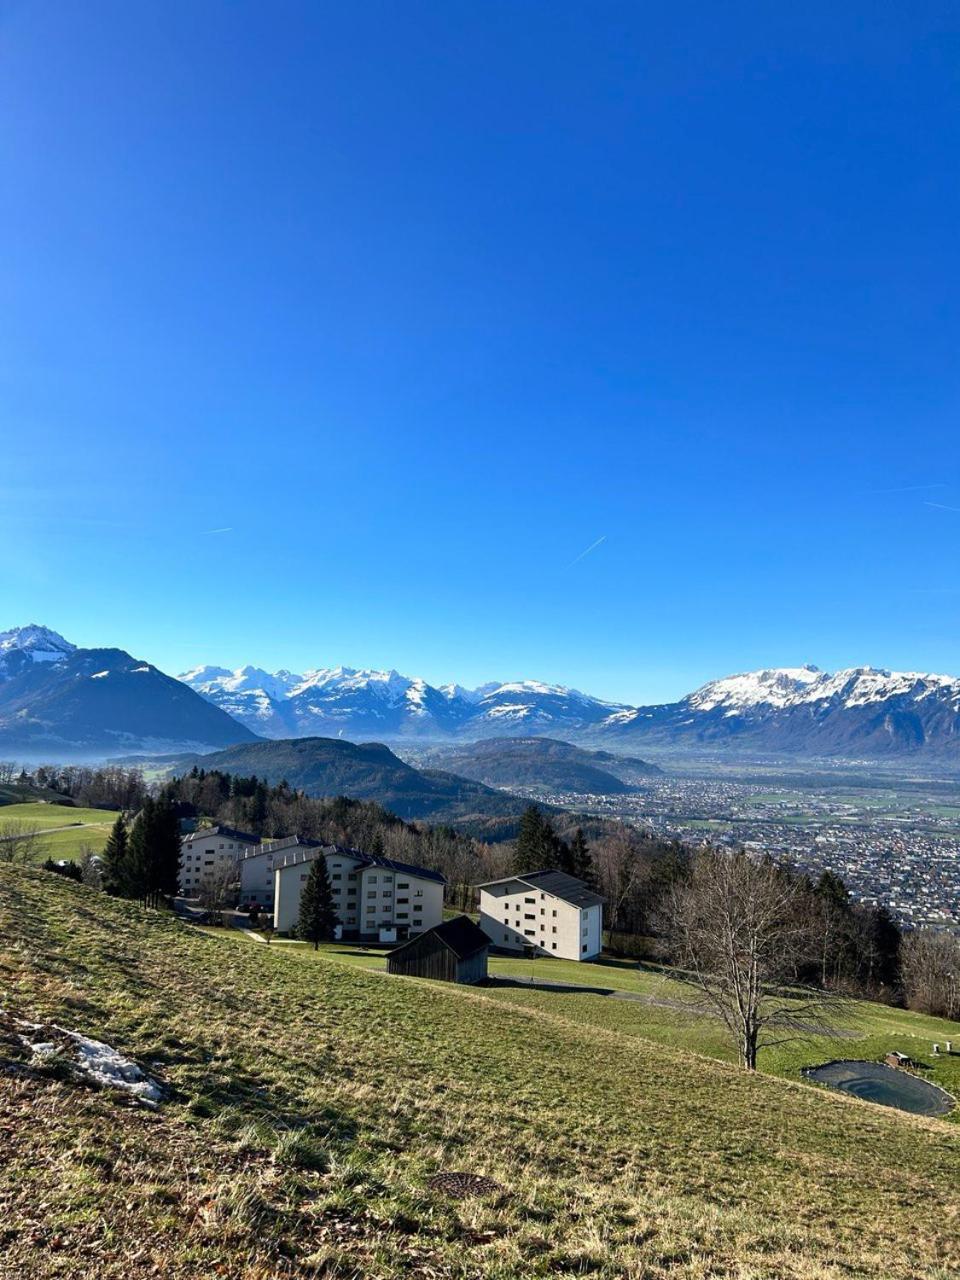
[181,825,259,846]
[388,915,488,961]
[273,842,445,884]
[475,868,604,909]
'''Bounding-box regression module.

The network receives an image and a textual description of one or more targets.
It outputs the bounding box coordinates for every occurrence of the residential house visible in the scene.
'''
[476,869,604,961]
[178,825,259,897]
[273,845,445,941]
[387,915,489,984]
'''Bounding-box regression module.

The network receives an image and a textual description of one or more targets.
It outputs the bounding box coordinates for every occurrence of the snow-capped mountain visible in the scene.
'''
[179,664,630,741]
[0,624,77,678]
[0,626,256,759]
[604,665,960,756]
[182,657,960,756]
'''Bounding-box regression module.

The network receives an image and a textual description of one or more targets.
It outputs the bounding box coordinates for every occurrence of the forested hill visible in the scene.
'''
[168,736,538,826]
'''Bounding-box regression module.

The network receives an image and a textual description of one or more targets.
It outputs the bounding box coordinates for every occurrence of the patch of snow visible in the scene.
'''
[90,670,110,679]
[3,1009,163,1105]
[131,665,151,673]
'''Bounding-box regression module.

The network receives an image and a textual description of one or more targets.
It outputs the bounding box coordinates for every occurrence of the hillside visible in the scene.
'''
[171,736,536,824]
[409,736,662,794]
[1,866,959,1279]
[0,627,256,759]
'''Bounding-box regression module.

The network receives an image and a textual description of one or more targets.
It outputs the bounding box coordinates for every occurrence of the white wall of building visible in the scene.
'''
[479,881,602,961]
[274,851,444,939]
[178,830,256,897]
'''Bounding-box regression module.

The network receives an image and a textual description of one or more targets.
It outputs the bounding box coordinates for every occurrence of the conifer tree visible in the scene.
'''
[101,813,131,897]
[569,827,594,885]
[515,805,563,874]
[298,854,338,949]
[128,796,181,908]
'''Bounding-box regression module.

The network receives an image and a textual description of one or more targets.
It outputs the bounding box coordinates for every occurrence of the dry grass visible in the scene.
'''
[1,865,959,1279]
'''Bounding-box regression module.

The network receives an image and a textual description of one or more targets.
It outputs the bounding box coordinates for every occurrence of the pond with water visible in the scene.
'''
[803,1060,954,1117]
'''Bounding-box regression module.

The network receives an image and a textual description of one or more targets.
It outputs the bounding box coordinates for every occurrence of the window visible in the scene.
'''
[552,910,557,918]
[524,897,535,904]
[347,888,357,897]
[413,904,422,913]
[382,891,392,899]
[332,873,342,881]
[582,944,588,953]
[397,881,409,889]
[397,911,409,920]
[397,897,409,905]
[524,913,535,920]
[524,929,535,937]
[369,875,378,883]
[552,926,557,934]
[504,933,510,942]
[540,908,545,915]
[552,942,557,950]
[367,891,377,899]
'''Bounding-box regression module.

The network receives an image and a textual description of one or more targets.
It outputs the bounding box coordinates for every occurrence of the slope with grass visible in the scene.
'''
[1,866,959,1279]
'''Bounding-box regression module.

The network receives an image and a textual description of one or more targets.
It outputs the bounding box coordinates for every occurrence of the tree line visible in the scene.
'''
[0,762,148,811]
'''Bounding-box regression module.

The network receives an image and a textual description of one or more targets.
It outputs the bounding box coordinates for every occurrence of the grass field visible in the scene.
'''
[278,942,960,1107]
[2,865,960,1279]
[0,800,118,862]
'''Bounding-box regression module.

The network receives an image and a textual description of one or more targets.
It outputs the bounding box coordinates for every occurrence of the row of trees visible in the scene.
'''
[0,763,148,811]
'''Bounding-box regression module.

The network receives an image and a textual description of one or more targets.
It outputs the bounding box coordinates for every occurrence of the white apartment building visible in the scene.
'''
[238,836,323,909]
[273,846,445,942]
[476,869,604,961]
[178,825,258,897]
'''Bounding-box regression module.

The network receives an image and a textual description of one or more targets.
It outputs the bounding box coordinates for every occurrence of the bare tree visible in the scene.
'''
[0,821,43,865]
[78,844,104,890]
[663,849,843,1070]
[902,929,960,1019]
[0,762,17,786]
[197,863,239,914]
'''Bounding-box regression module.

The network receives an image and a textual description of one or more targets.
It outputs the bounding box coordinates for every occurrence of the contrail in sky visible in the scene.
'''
[201,527,233,534]
[923,502,960,513]
[567,534,607,568]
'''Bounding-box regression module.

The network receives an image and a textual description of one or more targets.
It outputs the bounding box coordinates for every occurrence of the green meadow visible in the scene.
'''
[2,864,959,1279]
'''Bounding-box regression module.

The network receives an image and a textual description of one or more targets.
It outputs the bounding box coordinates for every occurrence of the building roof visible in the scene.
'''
[182,824,259,846]
[273,842,446,884]
[475,868,605,909]
[388,915,489,961]
[240,835,324,861]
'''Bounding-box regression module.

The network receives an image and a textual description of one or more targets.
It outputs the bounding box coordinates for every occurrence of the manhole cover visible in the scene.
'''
[427,1171,504,1199]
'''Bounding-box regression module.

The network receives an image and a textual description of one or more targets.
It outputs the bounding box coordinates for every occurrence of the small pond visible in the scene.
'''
[803,1060,954,1117]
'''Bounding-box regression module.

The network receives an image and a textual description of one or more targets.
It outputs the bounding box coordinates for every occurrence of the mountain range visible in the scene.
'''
[182,657,960,758]
[3,624,960,761]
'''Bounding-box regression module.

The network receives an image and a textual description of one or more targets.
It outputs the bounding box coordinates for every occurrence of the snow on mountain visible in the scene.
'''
[179,663,630,740]
[0,624,76,676]
[687,665,824,712]
[685,665,960,715]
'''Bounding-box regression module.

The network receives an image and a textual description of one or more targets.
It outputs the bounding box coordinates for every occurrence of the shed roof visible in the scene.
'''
[389,915,489,961]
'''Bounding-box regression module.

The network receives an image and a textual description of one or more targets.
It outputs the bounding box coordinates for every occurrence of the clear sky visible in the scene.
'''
[2,2,959,704]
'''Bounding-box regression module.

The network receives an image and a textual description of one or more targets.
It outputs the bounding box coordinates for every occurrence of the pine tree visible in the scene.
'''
[298,855,338,949]
[101,814,131,897]
[128,796,182,908]
[515,806,563,874]
[569,827,594,884]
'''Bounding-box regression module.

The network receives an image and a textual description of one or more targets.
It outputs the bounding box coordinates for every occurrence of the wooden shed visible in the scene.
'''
[387,915,489,985]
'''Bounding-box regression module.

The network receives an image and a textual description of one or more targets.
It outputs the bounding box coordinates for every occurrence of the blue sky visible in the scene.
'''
[2,2,959,704]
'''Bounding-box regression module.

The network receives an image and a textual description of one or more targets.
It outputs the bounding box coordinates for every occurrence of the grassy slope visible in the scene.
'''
[2,867,959,1280]
[311,945,960,1105]
[0,800,118,862]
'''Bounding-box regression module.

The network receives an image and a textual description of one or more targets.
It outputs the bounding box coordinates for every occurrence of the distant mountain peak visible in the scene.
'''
[0,624,76,661]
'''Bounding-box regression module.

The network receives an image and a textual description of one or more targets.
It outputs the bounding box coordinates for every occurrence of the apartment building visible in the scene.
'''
[273,845,445,941]
[178,825,258,897]
[238,835,323,908]
[476,869,604,961]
